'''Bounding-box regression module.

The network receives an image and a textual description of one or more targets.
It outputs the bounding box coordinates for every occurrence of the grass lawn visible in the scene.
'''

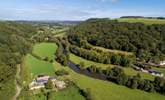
[53,62,165,100]
[49,86,86,100]
[118,18,165,25]
[33,43,58,60]
[25,54,54,76]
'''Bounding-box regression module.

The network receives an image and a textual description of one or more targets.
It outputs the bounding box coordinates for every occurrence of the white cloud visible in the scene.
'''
[0,2,164,20]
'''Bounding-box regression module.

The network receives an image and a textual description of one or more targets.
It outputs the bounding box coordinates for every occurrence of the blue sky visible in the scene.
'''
[0,0,165,20]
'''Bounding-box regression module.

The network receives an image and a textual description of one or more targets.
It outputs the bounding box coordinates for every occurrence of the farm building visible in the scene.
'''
[159,61,165,66]
[29,75,66,90]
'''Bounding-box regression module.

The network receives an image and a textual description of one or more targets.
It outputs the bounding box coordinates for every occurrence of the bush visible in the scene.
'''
[55,69,69,76]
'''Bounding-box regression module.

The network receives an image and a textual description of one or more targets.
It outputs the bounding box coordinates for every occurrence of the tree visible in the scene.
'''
[79,62,85,70]
[128,73,142,89]
[143,80,155,92]
[45,80,53,89]
[96,67,102,74]
[44,57,49,61]
[86,88,93,100]
[88,65,97,73]
[107,67,124,82]
[116,74,128,85]
[120,56,131,67]
[111,55,121,65]
[154,77,164,92]
[55,69,69,76]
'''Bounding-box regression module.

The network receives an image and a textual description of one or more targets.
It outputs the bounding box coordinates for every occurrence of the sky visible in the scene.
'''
[0,0,165,20]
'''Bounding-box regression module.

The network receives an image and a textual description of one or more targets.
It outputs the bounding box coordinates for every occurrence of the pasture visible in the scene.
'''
[33,43,58,60]
[118,18,165,25]
[25,54,54,76]
[25,42,58,76]
[49,86,86,100]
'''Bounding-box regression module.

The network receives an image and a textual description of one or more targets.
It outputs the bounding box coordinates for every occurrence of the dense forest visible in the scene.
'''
[0,21,36,99]
[68,18,165,63]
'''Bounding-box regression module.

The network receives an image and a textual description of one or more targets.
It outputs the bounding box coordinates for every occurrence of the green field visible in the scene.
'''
[49,86,86,100]
[33,43,58,60]
[25,54,54,76]
[18,86,85,100]
[25,42,58,76]
[118,18,165,25]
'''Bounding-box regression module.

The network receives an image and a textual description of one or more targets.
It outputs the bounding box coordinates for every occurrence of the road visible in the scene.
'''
[12,65,22,100]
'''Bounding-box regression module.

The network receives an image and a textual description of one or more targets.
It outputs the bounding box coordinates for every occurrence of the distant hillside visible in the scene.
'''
[120,16,165,19]
[68,18,165,62]
[16,20,81,26]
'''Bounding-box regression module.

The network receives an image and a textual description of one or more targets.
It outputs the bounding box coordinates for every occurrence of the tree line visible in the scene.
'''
[78,62,165,95]
[55,37,70,66]
[70,45,134,67]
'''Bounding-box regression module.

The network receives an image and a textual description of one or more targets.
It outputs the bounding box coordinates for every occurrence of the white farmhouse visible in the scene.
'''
[159,61,165,66]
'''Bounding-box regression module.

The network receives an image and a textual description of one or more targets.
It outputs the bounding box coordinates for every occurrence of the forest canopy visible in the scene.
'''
[68,18,165,63]
[0,21,36,99]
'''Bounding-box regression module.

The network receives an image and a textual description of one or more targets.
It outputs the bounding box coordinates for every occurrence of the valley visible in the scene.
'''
[1,18,165,100]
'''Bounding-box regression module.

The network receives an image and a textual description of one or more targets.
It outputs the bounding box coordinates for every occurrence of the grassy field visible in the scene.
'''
[93,45,133,56]
[118,18,165,25]
[49,86,86,100]
[33,43,58,60]
[18,86,85,100]
[123,68,155,80]
[70,53,155,80]
[24,42,58,76]
[25,54,54,76]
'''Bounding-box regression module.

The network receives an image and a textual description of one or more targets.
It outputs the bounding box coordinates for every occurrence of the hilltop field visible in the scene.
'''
[118,18,165,25]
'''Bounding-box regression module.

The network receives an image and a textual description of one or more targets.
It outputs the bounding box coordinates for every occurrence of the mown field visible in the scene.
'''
[25,54,54,76]
[25,43,58,77]
[33,43,58,60]
[49,86,86,100]
[118,18,165,25]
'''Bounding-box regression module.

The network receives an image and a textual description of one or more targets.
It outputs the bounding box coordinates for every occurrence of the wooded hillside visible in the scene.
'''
[68,18,165,63]
[0,21,36,99]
